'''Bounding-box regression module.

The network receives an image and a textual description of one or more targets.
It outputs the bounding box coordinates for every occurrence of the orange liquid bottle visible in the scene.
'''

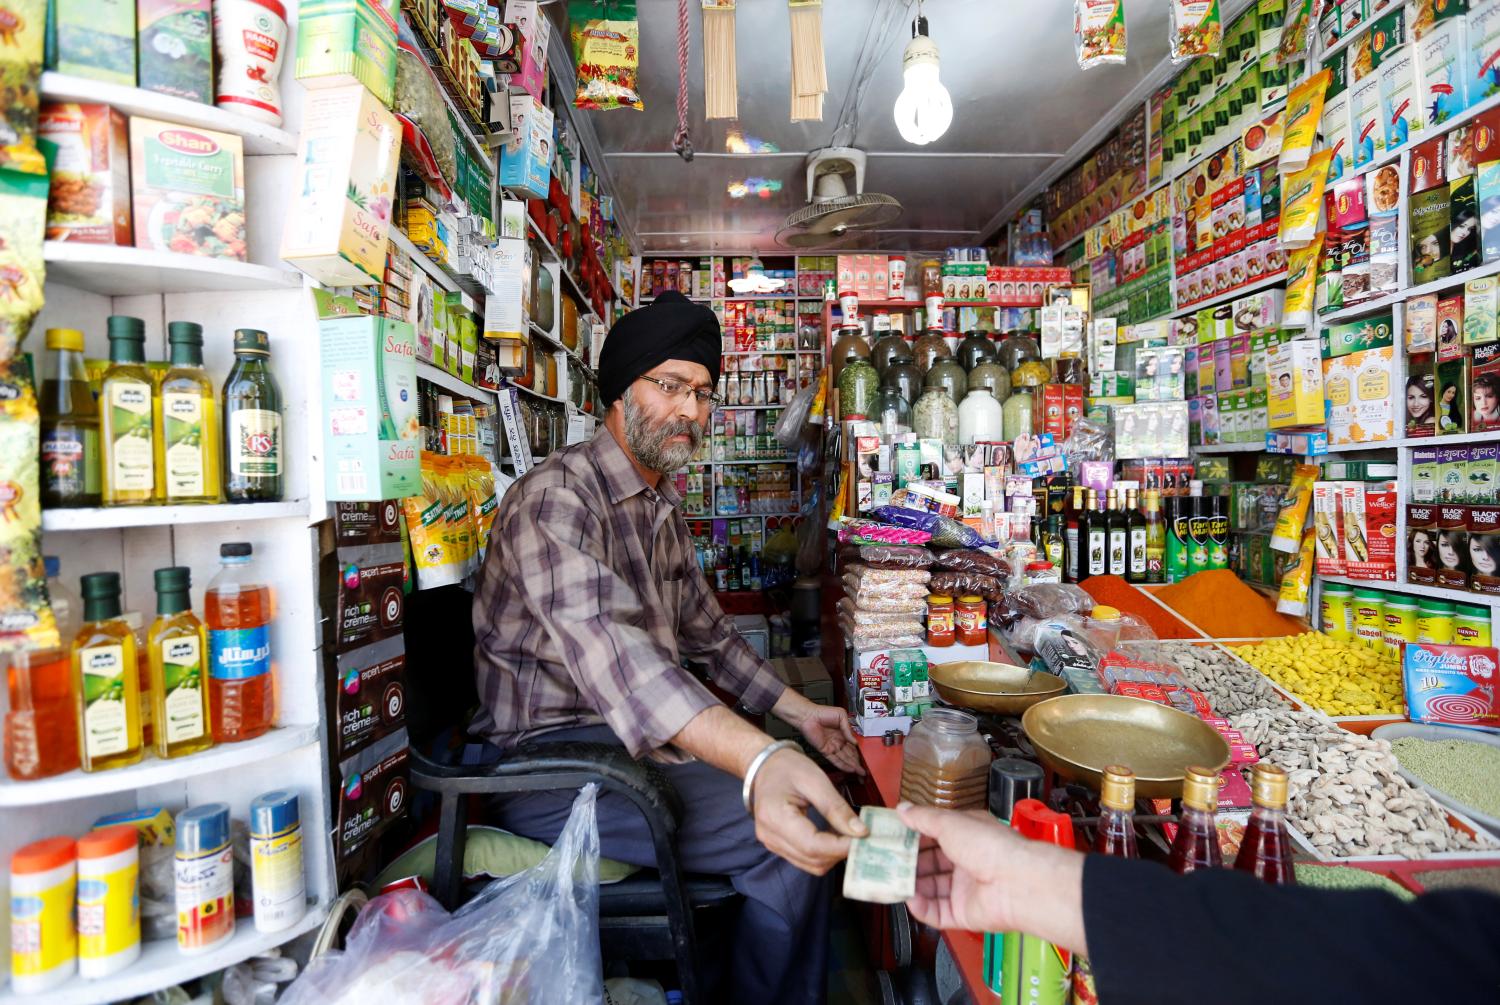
[206,542,274,742]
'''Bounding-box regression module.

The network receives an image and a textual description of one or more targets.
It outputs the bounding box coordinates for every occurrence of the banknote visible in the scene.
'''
[842,806,918,904]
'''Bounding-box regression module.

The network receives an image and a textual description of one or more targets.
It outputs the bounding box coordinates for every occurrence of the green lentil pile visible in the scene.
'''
[1412,868,1500,896]
[1389,737,1500,820]
[1293,864,1414,900]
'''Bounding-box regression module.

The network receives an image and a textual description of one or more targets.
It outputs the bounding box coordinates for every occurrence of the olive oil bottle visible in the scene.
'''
[39,327,101,507]
[99,315,158,505]
[222,329,284,502]
[148,566,213,759]
[72,572,145,772]
[154,321,220,504]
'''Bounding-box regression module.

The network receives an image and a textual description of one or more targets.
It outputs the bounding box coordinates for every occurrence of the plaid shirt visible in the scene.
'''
[471,426,786,760]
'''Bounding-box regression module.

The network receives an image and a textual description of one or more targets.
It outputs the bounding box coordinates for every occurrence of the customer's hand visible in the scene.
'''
[897,801,1088,955]
[752,747,868,875]
[798,703,865,776]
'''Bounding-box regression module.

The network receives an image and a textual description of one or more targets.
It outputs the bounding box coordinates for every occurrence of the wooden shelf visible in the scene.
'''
[0,725,319,808]
[0,901,328,1005]
[42,501,308,532]
[39,72,297,155]
[44,243,301,296]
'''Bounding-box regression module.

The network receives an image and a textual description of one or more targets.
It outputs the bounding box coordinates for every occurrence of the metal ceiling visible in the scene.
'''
[550,0,1178,254]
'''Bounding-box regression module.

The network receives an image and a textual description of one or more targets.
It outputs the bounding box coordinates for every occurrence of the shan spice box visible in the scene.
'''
[129,117,245,259]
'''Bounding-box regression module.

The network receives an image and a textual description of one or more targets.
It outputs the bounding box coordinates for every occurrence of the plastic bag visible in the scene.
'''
[1075,0,1127,68]
[281,786,604,1005]
[928,570,1002,600]
[838,599,925,626]
[775,382,819,448]
[857,544,935,569]
[570,0,644,110]
[934,549,1009,578]
[873,507,985,549]
[1168,0,1222,63]
[838,518,932,546]
[845,592,929,614]
[842,562,932,586]
[840,620,926,649]
[1012,582,1096,619]
[1277,0,1315,67]
[842,575,931,602]
[1062,417,1112,468]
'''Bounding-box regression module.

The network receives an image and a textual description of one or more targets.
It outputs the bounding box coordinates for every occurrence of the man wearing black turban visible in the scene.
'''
[471,291,864,1003]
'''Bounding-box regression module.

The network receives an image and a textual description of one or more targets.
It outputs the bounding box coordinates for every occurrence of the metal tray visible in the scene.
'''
[1371,722,1500,836]
[927,661,1067,715]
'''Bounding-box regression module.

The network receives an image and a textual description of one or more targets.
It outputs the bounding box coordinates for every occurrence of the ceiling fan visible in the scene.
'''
[775,148,903,249]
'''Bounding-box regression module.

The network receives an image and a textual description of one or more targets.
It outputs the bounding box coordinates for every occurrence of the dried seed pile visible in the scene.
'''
[1123,641,1291,715]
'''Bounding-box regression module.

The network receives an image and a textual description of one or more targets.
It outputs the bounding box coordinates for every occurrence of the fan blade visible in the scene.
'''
[774,227,859,249]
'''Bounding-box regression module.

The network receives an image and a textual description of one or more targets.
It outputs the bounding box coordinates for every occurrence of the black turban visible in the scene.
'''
[597,290,721,407]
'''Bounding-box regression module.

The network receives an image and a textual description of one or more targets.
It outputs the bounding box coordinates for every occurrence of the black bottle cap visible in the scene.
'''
[988,757,1045,820]
[220,542,253,558]
[167,321,203,345]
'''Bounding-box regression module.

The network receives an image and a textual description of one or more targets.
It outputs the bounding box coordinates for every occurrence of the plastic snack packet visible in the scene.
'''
[1075,0,1127,69]
[1271,463,1321,554]
[1278,69,1332,173]
[1277,0,1316,67]
[569,0,644,110]
[1281,232,1326,327]
[1168,0,1222,64]
[1278,150,1334,250]
[1275,528,1316,617]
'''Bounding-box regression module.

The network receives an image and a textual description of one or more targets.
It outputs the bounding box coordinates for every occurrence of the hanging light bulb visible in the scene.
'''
[893,12,952,146]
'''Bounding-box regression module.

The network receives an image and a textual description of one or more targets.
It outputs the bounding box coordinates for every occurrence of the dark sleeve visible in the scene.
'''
[1083,855,1500,1005]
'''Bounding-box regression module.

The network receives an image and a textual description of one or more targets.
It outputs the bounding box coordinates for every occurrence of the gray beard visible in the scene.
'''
[622,388,704,473]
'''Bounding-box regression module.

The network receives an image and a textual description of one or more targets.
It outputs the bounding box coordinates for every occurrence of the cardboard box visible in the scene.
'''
[1465,277,1499,346]
[1351,72,1384,169]
[1313,481,1346,576]
[1323,346,1396,445]
[1266,337,1325,427]
[1437,354,1471,434]
[50,0,135,84]
[1450,173,1483,273]
[1470,444,1500,504]
[1406,293,1439,351]
[1437,294,1465,361]
[38,103,132,245]
[1418,15,1469,127]
[500,94,554,198]
[296,0,400,106]
[319,310,422,501]
[1468,0,1500,107]
[1440,447,1472,502]
[129,117,245,260]
[1410,186,1453,285]
[1437,503,1471,589]
[1472,342,1500,431]
[1325,312,1395,358]
[1403,644,1500,729]
[1407,354,1437,437]
[1478,158,1500,262]
[1413,446,1440,502]
[281,85,401,286]
[138,0,212,103]
[1407,502,1438,584]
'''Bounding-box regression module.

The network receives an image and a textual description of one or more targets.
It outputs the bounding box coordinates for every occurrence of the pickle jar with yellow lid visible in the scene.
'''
[1351,589,1386,649]
[1319,582,1354,640]
[1380,596,1420,657]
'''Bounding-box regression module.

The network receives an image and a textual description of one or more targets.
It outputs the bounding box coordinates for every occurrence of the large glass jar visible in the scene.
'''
[831,327,871,383]
[919,259,943,298]
[871,334,912,374]
[925,358,968,405]
[957,331,998,371]
[912,388,959,447]
[911,330,952,373]
[1053,353,1086,385]
[798,320,822,350]
[996,332,1042,371]
[532,265,556,334]
[967,360,1012,404]
[899,708,992,810]
[1003,388,1035,441]
[958,388,1004,444]
[838,358,880,420]
[874,385,912,436]
[882,359,923,404]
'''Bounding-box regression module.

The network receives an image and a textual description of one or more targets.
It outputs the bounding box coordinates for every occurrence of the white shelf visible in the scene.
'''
[1317,292,1402,326]
[723,349,815,356]
[1192,442,1265,453]
[39,72,297,156]
[709,458,797,466]
[506,380,567,404]
[1314,574,1500,608]
[1402,258,1500,303]
[416,360,497,401]
[44,243,301,296]
[1396,431,1500,448]
[389,229,487,300]
[717,404,788,411]
[1321,440,1398,454]
[1174,270,1288,317]
[0,725,320,807]
[42,501,308,532]
[0,901,329,1005]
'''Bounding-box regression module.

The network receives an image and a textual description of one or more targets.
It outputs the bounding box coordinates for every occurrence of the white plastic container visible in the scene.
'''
[9,836,78,993]
[76,825,141,978]
[957,388,1003,444]
[213,0,289,126]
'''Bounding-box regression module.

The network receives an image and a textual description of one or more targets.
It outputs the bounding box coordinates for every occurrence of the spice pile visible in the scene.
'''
[1153,569,1306,638]
[1079,575,1202,639]
[1229,633,1406,717]
[1389,736,1500,821]
[1230,709,1494,859]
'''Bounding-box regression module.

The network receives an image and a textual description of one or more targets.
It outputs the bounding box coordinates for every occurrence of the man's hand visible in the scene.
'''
[772,690,865,776]
[896,802,1089,955]
[751,747,868,875]
[798,704,865,775]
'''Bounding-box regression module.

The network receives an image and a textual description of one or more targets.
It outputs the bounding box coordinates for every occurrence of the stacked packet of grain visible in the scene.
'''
[839,545,933,721]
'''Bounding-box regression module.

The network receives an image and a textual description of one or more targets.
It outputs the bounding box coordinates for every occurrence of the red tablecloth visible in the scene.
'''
[857,735,999,1003]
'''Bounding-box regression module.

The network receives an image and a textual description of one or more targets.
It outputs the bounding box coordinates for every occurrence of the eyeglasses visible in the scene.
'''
[637,374,723,408]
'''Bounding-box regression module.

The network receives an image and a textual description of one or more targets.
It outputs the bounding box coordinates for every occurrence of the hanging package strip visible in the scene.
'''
[1074,0,1126,70]
[569,0,644,110]
[1277,0,1315,67]
[1167,0,1222,64]
[703,0,737,119]
[0,0,47,361]
[788,0,827,121]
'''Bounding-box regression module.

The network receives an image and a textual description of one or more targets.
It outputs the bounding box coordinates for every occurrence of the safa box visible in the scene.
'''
[319,312,421,501]
[1403,644,1500,732]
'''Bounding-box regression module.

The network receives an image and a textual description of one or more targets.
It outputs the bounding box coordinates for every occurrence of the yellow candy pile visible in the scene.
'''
[1230,632,1407,717]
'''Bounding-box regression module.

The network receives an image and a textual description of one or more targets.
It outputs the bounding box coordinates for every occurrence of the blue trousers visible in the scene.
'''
[488,724,831,1004]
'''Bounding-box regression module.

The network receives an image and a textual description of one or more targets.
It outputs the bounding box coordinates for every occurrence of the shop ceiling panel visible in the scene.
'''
[567,0,1175,252]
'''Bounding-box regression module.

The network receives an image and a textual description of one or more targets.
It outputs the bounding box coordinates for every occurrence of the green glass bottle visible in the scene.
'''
[222,329,283,502]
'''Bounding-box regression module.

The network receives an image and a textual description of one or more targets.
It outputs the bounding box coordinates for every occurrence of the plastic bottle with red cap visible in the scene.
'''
[999,799,1075,1005]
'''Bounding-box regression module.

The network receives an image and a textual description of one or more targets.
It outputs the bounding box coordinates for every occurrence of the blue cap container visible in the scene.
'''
[249,791,300,839]
[176,804,231,855]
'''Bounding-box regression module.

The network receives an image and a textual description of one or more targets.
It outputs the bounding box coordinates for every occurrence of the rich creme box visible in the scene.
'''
[282,84,401,286]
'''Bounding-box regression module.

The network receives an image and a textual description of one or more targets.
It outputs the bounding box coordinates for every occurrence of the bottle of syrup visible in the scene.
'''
[1168,765,1223,875]
[1233,763,1296,885]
